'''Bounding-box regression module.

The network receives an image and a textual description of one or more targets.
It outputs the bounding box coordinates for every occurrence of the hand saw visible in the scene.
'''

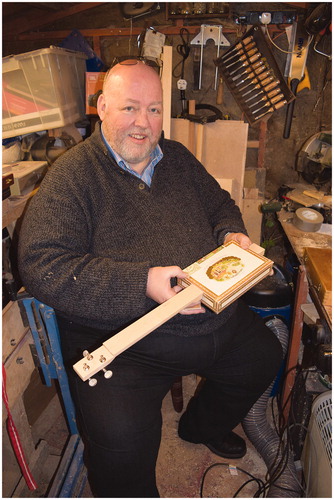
[283,19,312,139]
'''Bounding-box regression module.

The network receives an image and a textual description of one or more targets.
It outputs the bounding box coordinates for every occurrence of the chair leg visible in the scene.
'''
[170,377,183,413]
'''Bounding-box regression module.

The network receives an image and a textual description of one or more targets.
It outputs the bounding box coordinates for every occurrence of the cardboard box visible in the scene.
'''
[304,247,332,306]
[85,72,106,114]
[2,161,48,196]
[178,241,273,313]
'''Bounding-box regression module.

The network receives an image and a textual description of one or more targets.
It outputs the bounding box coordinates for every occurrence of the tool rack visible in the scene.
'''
[215,25,295,125]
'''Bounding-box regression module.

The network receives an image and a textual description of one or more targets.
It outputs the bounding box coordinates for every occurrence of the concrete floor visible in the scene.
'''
[13,374,271,498]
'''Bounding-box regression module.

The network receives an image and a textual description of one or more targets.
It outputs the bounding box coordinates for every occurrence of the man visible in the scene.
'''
[19,60,282,497]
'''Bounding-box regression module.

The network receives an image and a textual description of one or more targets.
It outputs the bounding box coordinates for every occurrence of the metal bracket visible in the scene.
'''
[191,25,230,89]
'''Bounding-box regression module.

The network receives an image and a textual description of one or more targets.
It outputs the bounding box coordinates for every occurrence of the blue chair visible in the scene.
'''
[20,296,88,498]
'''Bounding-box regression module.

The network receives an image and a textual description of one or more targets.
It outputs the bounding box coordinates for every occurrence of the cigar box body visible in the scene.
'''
[178,241,273,313]
[304,247,332,306]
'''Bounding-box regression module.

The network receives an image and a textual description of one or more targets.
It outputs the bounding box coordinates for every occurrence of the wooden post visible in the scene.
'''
[188,100,196,155]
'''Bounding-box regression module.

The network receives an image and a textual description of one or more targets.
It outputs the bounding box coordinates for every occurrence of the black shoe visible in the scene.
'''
[178,414,246,459]
[205,431,246,459]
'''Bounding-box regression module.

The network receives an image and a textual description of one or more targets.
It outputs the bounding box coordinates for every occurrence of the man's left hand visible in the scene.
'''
[224,232,252,249]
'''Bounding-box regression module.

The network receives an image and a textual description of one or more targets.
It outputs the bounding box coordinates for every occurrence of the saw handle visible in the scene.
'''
[283,78,299,139]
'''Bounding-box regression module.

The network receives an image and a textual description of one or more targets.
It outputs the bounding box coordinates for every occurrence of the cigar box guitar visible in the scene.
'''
[73,242,273,385]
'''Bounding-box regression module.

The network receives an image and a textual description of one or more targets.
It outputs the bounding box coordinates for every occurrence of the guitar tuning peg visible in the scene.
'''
[88,377,97,387]
[83,350,93,360]
[103,368,113,379]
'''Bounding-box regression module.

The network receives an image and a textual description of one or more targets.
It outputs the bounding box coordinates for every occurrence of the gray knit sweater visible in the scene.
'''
[18,123,248,336]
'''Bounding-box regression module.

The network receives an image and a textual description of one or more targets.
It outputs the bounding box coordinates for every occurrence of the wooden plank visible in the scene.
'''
[161,45,173,140]
[170,119,248,208]
[2,300,28,362]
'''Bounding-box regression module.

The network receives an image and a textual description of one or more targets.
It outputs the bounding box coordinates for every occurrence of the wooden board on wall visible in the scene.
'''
[170,119,248,208]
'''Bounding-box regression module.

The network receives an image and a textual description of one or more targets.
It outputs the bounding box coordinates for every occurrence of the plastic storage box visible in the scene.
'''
[2,47,87,139]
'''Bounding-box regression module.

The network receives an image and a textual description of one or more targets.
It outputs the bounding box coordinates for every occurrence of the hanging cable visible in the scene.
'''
[173,28,191,79]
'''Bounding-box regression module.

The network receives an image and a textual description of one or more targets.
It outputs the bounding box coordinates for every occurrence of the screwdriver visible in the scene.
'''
[235,69,271,88]
[220,36,254,61]
[252,94,285,115]
[225,48,259,70]
[231,60,265,82]
[229,53,262,76]
[248,88,282,108]
[254,99,287,121]
[222,41,257,65]
[242,78,279,98]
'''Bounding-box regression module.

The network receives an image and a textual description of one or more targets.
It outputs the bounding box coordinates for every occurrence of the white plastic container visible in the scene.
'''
[2,47,87,139]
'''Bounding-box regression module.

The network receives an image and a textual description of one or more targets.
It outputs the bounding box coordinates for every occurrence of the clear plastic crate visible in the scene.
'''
[2,46,87,139]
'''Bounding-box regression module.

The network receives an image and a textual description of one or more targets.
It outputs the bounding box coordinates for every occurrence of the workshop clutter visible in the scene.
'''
[215,25,295,124]
[2,47,87,139]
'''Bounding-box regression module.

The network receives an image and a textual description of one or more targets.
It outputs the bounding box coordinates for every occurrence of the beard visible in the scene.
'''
[103,125,161,166]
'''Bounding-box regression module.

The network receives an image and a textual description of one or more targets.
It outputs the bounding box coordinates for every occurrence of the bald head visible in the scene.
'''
[97,62,163,174]
[103,61,162,93]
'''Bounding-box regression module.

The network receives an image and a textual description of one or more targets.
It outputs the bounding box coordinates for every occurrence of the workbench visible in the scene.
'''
[277,209,332,420]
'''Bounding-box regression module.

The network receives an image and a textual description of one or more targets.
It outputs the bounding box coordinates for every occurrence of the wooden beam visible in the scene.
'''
[3,2,105,36]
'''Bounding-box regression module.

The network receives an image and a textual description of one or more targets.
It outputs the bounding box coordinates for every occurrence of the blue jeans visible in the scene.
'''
[58,300,282,497]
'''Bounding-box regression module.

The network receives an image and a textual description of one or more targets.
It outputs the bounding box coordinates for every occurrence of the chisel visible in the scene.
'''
[241,77,278,98]
[254,99,287,120]
[248,88,282,108]
[236,69,271,89]
[229,53,262,76]
[220,36,254,61]
[225,48,259,70]
[231,60,265,82]
[222,41,257,64]
[252,94,285,114]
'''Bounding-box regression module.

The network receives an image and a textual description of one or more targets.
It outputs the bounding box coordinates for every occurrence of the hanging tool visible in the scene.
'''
[190,25,230,89]
[220,41,256,65]
[219,35,254,61]
[254,99,287,121]
[283,19,311,138]
[231,60,265,82]
[224,47,258,69]
[173,28,191,115]
[216,76,224,105]
[244,79,277,102]
[242,77,278,98]
[248,88,282,108]
[235,69,271,88]
[305,2,332,60]
[229,52,262,76]
[252,93,285,114]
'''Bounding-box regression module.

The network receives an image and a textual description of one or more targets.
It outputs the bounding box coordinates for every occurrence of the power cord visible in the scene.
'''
[200,462,266,498]
[172,28,191,80]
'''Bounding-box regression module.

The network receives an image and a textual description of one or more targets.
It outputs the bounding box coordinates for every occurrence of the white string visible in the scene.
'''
[265,26,314,55]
